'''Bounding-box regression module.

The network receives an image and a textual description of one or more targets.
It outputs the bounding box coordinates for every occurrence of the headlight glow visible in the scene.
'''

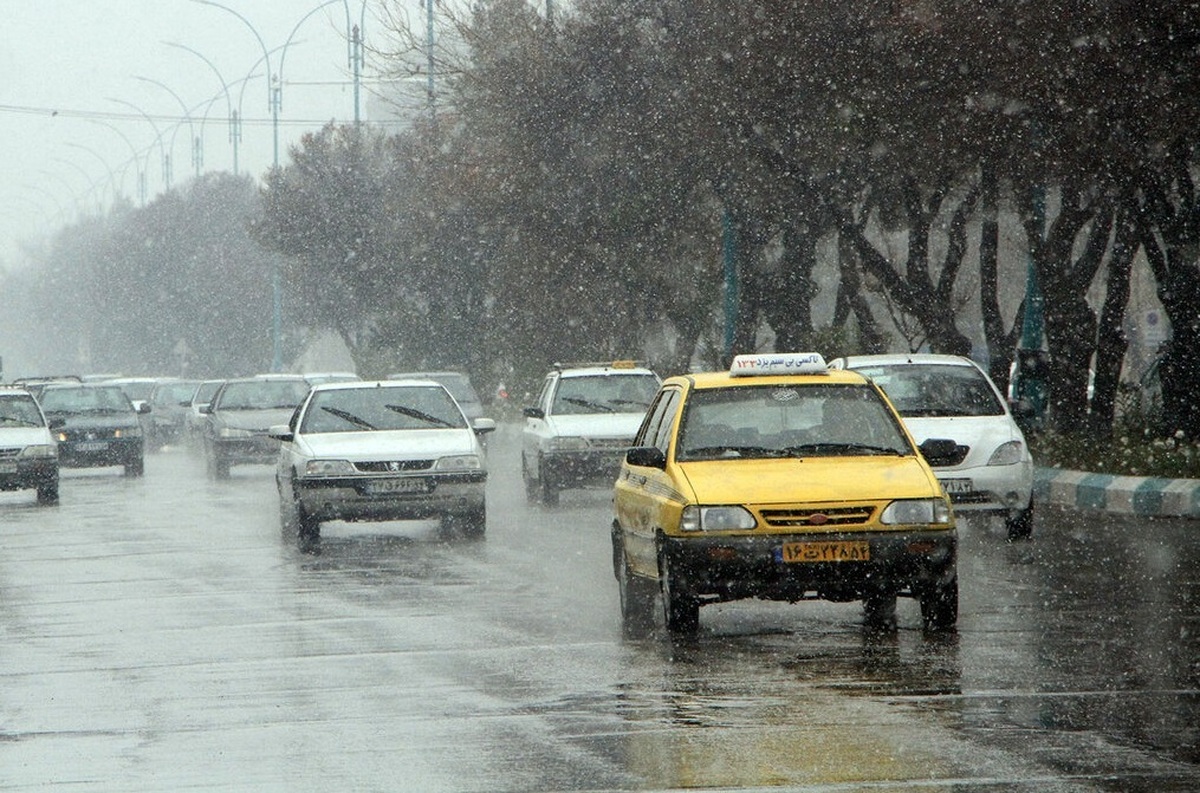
[304,459,356,476]
[679,505,757,532]
[881,498,952,525]
[114,427,142,439]
[436,455,482,471]
[987,440,1025,466]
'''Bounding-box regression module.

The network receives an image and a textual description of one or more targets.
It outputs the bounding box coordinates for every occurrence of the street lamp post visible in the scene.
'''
[166,41,242,176]
[108,97,171,192]
[64,143,121,204]
[90,120,148,206]
[134,75,201,179]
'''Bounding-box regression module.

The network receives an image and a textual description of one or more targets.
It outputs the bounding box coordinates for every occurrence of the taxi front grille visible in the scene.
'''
[354,459,434,473]
[759,505,876,527]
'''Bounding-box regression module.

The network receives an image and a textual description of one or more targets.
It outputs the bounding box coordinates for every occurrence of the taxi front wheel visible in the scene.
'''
[659,551,699,636]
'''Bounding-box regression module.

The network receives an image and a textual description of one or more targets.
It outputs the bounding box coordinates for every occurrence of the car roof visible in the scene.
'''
[556,366,657,378]
[309,379,450,392]
[668,368,872,390]
[832,353,980,370]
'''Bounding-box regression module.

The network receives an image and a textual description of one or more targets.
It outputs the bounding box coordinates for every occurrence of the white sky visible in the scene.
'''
[1,1,421,264]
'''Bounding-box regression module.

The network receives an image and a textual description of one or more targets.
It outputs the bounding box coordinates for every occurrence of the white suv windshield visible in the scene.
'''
[552,374,658,415]
[301,386,467,433]
[855,364,1004,417]
[676,384,910,461]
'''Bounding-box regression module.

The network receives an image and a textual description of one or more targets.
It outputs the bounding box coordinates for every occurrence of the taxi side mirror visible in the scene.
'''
[625,445,666,470]
[919,438,959,467]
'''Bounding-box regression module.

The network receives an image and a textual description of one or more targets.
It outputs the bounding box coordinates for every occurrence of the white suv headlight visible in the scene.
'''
[881,498,952,525]
[436,455,482,471]
[987,440,1025,466]
[19,444,57,459]
[680,505,757,532]
[304,459,356,476]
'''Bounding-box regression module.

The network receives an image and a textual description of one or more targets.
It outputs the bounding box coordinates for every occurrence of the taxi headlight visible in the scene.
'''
[679,505,757,532]
[436,455,482,471]
[20,444,57,459]
[881,498,951,526]
[304,459,356,476]
[549,436,589,451]
[987,440,1025,466]
[218,427,253,439]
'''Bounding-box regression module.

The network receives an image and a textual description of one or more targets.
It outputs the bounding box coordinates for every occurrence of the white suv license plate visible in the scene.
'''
[75,441,110,452]
[939,478,973,494]
[364,477,429,495]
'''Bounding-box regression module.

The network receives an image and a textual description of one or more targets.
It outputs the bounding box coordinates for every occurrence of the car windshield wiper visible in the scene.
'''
[901,407,978,417]
[384,404,456,428]
[561,397,614,413]
[783,442,904,457]
[320,406,377,431]
[0,416,40,427]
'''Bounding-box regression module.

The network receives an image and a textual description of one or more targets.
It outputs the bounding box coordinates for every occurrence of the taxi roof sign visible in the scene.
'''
[730,352,828,376]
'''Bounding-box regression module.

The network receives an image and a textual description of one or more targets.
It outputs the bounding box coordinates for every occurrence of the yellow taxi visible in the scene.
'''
[611,352,958,636]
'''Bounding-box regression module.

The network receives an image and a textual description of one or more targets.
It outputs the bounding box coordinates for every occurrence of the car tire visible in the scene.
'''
[616,536,655,638]
[522,456,539,504]
[36,475,59,505]
[124,456,144,477]
[446,504,487,539]
[1005,501,1034,541]
[918,575,959,632]
[862,588,898,632]
[539,461,560,507]
[297,505,320,553]
[208,452,230,480]
[659,549,699,636]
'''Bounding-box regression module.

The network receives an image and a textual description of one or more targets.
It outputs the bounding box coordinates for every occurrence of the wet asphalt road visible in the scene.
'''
[0,423,1197,792]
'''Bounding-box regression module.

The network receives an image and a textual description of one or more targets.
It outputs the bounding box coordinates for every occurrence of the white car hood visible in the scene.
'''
[298,428,481,461]
[0,427,54,449]
[546,413,645,440]
[901,414,1030,466]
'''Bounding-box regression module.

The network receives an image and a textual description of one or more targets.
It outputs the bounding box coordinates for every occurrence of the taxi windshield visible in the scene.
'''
[676,383,910,461]
[552,373,658,415]
[854,364,1004,417]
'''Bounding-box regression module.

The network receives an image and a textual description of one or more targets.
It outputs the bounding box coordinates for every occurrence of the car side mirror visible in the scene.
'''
[138,403,152,414]
[267,424,293,442]
[472,417,497,435]
[625,445,666,470]
[1008,397,1034,420]
[47,418,65,431]
[199,404,212,414]
[919,438,959,467]
[523,406,544,420]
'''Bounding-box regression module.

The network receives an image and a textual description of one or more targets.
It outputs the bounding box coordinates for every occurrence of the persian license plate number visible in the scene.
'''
[779,540,870,563]
[365,477,428,495]
[75,441,109,452]
[939,478,972,494]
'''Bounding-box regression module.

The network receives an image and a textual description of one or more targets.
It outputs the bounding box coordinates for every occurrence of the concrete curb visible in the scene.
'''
[1034,467,1200,518]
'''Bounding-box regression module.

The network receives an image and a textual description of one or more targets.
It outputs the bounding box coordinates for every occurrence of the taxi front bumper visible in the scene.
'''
[659,529,956,604]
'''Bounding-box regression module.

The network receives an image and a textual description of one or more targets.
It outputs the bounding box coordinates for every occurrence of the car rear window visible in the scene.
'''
[855,364,1004,417]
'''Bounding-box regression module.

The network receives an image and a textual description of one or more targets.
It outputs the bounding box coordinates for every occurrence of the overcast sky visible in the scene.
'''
[1,1,420,263]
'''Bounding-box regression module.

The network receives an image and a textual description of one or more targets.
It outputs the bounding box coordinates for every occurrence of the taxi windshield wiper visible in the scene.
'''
[684,445,784,460]
[320,406,376,431]
[562,397,614,413]
[385,403,456,428]
[783,442,903,457]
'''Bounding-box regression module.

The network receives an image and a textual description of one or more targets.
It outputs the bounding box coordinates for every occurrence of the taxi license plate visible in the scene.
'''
[365,477,428,495]
[0,461,16,474]
[75,441,109,452]
[939,478,973,494]
[779,540,870,563]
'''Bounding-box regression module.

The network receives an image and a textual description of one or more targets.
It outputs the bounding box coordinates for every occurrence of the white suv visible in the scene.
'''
[521,361,660,505]
[830,354,1035,539]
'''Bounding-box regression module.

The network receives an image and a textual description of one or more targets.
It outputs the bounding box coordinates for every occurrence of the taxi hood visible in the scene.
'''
[676,455,942,505]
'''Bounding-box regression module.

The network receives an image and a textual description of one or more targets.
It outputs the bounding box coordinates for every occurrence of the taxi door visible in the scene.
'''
[614,384,685,580]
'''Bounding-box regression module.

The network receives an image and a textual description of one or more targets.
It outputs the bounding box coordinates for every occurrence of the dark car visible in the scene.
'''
[201,376,310,479]
[38,383,148,477]
[0,387,61,504]
[147,379,201,447]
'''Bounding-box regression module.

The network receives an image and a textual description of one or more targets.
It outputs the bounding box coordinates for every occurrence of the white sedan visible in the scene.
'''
[271,380,496,550]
